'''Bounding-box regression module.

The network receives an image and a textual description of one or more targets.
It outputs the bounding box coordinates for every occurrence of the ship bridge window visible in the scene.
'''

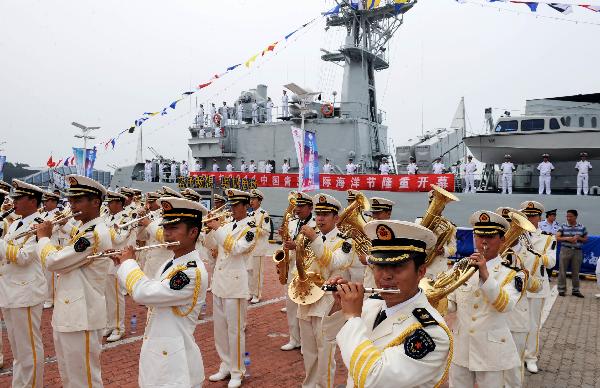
[495,120,518,132]
[579,117,585,127]
[521,119,545,131]
[592,117,598,128]
[550,118,560,130]
[561,117,569,126]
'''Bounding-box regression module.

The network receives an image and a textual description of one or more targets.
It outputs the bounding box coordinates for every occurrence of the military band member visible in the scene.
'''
[448,210,524,387]
[323,221,451,388]
[0,188,9,239]
[115,197,209,388]
[362,197,395,289]
[519,201,557,374]
[205,189,257,388]
[36,175,112,388]
[296,193,354,388]
[0,180,47,387]
[119,187,136,213]
[279,191,315,351]
[213,193,227,209]
[41,190,62,308]
[247,189,270,303]
[137,191,170,279]
[181,188,201,202]
[162,185,184,199]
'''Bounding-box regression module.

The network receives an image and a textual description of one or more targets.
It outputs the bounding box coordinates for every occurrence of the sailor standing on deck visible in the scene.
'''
[249,160,257,173]
[282,159,290,174]
[464,155,477,193]
[199,104,205,126]
[144,159,153,182]
[500,154,516,194]
[406,156,418,174]
[222,102,229,125]
[210,103,217,128]
[237,102,243,125]
[537,154,554,195]
[213,159,220,172]
[181,160,189,178]
[240,159,247,173]
[323,158,333,174]
[226,159,234,172]
[282,90,289,117]
[346,158,357,175]
[379,157,390,175]
[252,101,259,124]
[432,157,445,174]
[170,161,178,183]
[266,97,274,123]
[575,152,592,195]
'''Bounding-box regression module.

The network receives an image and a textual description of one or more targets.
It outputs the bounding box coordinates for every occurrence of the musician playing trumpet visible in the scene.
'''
[322,220,451,388]
[447,210,525,388]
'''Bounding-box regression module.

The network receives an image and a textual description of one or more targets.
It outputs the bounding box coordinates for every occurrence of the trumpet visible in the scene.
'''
[202,205,232,225]
[321,284,402,294]
[11,212,81,240]
[87,241,180,259]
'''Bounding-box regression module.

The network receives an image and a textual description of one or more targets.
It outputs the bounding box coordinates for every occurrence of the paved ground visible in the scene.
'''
[0,264,596,387]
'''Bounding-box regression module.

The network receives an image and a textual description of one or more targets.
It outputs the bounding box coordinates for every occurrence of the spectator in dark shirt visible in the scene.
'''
[556,209,588,297]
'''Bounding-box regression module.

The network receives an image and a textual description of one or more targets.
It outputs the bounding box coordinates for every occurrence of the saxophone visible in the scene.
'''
[272,192,296,285]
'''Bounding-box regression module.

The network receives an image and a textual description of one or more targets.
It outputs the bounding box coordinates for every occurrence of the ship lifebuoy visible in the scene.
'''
[213,113,222,125]
[321,103,334,117]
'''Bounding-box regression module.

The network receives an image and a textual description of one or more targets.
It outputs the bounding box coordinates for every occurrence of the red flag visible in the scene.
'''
[262,41,279,56]
[46,156,56,168]
[198,82,212,89]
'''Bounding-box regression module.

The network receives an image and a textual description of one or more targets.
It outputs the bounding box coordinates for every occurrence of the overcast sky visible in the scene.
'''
[1,0,600,170]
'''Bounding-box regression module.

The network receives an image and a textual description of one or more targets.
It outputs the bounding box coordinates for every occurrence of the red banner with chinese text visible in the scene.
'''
[186,172,455,192]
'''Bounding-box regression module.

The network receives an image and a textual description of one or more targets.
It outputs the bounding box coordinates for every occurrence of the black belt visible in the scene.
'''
[563,246,582,250]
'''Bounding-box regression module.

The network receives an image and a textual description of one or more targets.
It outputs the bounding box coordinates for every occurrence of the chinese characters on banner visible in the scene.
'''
[303,131,319,191]
[186,172,455,192]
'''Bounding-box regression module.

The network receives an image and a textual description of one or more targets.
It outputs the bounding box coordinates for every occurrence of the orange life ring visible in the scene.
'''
[321,103,334,117]
[213,113,222,125]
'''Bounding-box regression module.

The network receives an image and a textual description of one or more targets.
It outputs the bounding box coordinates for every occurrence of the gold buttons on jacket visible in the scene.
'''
[474,291,480,297]
[469,329,474,334]
[472,317,476,321]
[473,304,479,309]
[64,299,70,304]
[162,351,168,356]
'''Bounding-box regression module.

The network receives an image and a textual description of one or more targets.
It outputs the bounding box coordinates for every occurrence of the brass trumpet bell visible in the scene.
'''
[288,272,325,305]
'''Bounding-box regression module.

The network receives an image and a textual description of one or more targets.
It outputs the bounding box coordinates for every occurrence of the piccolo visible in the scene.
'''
[87,241,180,259]
[321,284,402,294]
[116,213,151,229]
[11,212,81,240]
[0,208,15,221]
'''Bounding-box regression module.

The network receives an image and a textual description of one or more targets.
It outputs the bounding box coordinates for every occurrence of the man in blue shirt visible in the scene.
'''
[539,209,560,235]
[556,209,588,297]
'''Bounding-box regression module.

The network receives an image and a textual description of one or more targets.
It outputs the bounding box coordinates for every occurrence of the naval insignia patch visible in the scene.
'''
[74,237,91,253]
[515,276,523,292]
[245,231,255,242]
[169,271,190,290]
[342,241,352,253]
[404,329,435,360]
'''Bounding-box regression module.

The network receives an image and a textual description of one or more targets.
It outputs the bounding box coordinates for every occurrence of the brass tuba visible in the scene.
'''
[288,227,325,305]
[420,184,459,267]
[272,192,296,285]
[337,191,371,257]
[499,211,536,256]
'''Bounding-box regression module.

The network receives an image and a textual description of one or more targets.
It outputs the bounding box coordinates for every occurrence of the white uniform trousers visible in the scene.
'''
[502,173,513,194]
[105,274,125,335]
[285,288,300,345]
[213,295,247,380]
[525,298,544,364]
[464,174,475,193]
[54,329,103,388]
[539,175,551,194]
[45,269,56,304]
[577,173,589,195]
[247,255,264,299]
[450,363,504,388]
[505,331,528,388]
[2,304,44,388]
[299,316,336,388]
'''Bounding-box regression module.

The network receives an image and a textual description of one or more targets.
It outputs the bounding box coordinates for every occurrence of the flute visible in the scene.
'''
[11,212,81,240]
[87,241,180,259]
[0,208,15,221]
[116,213,151,229]
[321,284,402,294]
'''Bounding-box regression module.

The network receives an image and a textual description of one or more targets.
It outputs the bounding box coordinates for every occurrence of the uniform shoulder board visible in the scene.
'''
[264,216,270,223]
[248,211,255,217]
[247,220,256,228]
[514,276,523,292]
[245,231,255,242]
[74,237,91,252]
[169,271,190,290]
[412,308,438,327]
[404,328,436,360]
[337,232,350,240]
[84,225,96,233]
[541,231,552,235]
[186,261,197,268]
[260,209,265,214]
[368,294,383,300]
[341,241,352,254]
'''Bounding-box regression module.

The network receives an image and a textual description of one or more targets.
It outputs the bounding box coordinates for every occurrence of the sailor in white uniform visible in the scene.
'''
[210,103,217,128]
[237,102,244,125]
[266,97,274,122]
[323,158,333,174]
[282,90,289,117]
[379,157,390,175]
[248,160,257,173]
[406,156,418,175]
[212,159,220,172]
[226,159,234,172]
[144,159,153,182]
[500,154,516,194]
[537,154,554,195]
[432,157,445,174]
[464,155,477,193]
[575,152,592,195]
[346,158,357,175]
[282,159,290,174]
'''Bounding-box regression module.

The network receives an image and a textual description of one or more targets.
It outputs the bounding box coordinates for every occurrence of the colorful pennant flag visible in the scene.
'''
[245,53,260,68]
[226,64,242,71]
[580,5,600,11]
[548,3,573,13]
[198,82,212,89]
[47,156,55,168]
[169,99,183,109]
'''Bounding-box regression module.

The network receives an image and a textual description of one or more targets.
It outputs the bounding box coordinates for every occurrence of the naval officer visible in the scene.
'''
[432,157,445,174]
[406,156,418,175]
[575,152,592,195]
[500,154,516,195]
[346,158,357,175]
[247,189,271,304]
[323,158,333,174]
[463,155,477,193]
[537,154,554,195]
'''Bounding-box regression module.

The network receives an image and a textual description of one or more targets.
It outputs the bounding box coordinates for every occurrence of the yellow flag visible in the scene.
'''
[245,53,260,68]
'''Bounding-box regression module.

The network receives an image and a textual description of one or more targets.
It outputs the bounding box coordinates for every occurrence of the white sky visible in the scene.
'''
[1,0,600,170]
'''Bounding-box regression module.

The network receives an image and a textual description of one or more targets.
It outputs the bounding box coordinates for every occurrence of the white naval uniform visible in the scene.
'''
[117,251,209,388]
[144,161,153,182]
[500,162,515,194]
[575,160,592,195]
[240,163,247,173]
[346,163,357,175]
[204,216,257,380]
[0,211,47,387]
[181,162,188,178]
[171,163,178,182]
[447,256,523,387]
[248,163,257,173]
[379,163,390,175]
[226,163,234,172]
[282,163,290,174]
[464,162,477,193]
[212,163,220,172]
[282,94,289,117]
[265,163,273,173]
[537,161,554,194]
[252,102,259,124]
[323,292,451,388]
[323,163,333,174]
[521,230,556,367]
[209,106,217,127]
[297,227,353,388]
[222,105,229,125]
[237,104,243,124]
[432,162,445,174]
[247,207,270,299]
[266,100,274,122]
[406,162,418,175]
[137,213,172,279]
[37,217,112,388]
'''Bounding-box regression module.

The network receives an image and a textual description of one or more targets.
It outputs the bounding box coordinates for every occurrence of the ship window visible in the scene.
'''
[550,118,560,130]
[565,116,571,126]
[592,117,598,128]
[495,120,518,132]
[521,119,545,131]
[579,117,585,127]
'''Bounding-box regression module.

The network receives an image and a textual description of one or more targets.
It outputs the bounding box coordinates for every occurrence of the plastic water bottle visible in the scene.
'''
[243,352,251,377]
[200,303,207,319]
[130,314,137,334]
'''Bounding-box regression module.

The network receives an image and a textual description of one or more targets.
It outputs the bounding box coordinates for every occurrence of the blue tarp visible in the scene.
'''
[454,228,600,275]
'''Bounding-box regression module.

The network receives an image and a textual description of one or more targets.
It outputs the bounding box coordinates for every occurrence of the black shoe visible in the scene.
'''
[559,291,565,296]
[573,292,584,298]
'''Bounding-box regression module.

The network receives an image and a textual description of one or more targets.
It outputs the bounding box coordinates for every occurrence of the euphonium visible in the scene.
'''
[288,227,325,305]
[499,211,536,256]
[273,192,296,285]
[337,191,371,257]
[420,184,459,267]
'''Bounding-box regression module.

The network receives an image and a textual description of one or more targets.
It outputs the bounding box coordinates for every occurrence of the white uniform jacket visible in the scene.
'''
[520,230,556,299]
[447,256,522,371]
[37,217,112,332]
[323,292,451,388]
[297,227,353,320]
[0,211,47,308]
[137,214,172,279]
[117,250,208,388]
[204,216,257,299]
[248,207,271,257]
[502,247,533,333]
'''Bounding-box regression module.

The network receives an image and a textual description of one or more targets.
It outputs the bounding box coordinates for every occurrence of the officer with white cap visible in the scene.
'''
[247,189,271,303]
[115,197,209,388]
[447,210,523,387]
[181,188,201,202]
[575,152,592,195]
[346,158,357,175]
[226,159,234,172]
[136,191,171,279]
[432,157,445,174]
[36,175,112,388]
[362,197,396,288]
[40,190,63,308]
[322,220,451,388]
[162,185,184,199]
[537,154,554,195]
[500,154,516,194]
[406,156,418,175]
[463,155,477,193]
[0,180,47,387]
